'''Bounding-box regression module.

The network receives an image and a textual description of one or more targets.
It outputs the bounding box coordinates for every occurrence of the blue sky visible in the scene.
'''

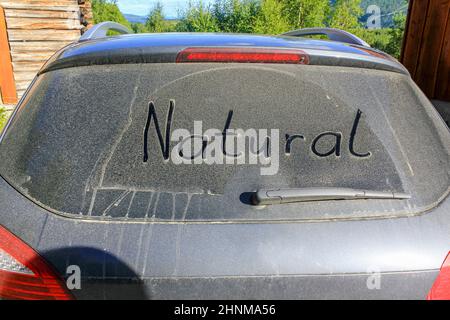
[116,0,215,18]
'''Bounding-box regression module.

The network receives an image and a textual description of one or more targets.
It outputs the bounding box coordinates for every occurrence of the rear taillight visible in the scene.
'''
[176,47,309,64]
[0,225,72,300]
[427,252,450,300]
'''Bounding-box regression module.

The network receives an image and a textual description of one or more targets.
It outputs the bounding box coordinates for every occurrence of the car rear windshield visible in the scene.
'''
[0,63,448,221]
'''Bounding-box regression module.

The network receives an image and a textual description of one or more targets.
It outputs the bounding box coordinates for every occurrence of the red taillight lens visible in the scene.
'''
[0,225,73,300]
[427,252,450,300]
[176,47,309,64]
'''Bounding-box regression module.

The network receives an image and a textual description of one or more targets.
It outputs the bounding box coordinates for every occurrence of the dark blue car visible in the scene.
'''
[0,23,449,300]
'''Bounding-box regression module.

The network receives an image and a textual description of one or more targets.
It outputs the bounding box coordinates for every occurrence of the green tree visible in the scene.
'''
[176,1,219,32]
[91,0,131,30]
[330,0,363,29]
[0,107,8,132]
[386,13,406,58]
[146,2,166,32]
[353,28,391,52]
[352,12,406,58]
[213,0,260,33]
[282,0,330,29]
[254,0,289,34]
[131,23,149,34]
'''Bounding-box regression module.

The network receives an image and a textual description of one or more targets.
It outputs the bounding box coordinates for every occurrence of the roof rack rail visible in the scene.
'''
[281,27,370,47]
[79,21,132,42]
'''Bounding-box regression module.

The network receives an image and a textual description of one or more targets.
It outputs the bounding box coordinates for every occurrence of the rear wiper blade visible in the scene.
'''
[252,187,410,205]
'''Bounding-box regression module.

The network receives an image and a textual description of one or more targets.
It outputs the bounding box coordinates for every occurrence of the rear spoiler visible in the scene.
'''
[80,23,370,48]
[38,22,409,76]
[79,21,132,41]
[281,27,370,47]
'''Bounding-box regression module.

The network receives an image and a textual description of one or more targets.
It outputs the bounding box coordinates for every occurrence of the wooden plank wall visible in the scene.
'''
[0,0,91,100]
[401,0,450,101]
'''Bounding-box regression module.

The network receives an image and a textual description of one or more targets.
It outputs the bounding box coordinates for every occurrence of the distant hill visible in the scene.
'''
[124,14,147,24]
[123,13,179,24]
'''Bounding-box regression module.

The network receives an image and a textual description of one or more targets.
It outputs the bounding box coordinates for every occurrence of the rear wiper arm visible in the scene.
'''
[252,187,410,205]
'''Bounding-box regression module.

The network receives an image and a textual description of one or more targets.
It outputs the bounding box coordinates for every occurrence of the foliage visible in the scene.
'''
[0,107,8,133]
[145,2,177,32]
[130,22,149,33]
[386,13,406,58]
[254,0,289,34]
[281,0,330,29]
[91,0,131,30]
[213,0,260,33]
[351,11,406,58]
[176,1,219,32]
[145,2,165,32]
[330,0,363,29]
[352,28,391,51]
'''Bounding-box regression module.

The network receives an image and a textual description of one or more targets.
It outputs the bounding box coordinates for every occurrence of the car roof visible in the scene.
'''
[40,33,409,75]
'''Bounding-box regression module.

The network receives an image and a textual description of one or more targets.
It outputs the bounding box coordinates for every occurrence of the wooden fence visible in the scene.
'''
[0,0,91,103]
[401,0,450,101]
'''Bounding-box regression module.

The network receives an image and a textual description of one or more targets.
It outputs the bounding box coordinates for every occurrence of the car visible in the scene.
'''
[0,22,449,300]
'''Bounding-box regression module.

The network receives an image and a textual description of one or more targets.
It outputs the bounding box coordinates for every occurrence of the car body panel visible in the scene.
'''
[0,32,449,300]
[40,33,408,75]
[0,176,448,299]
